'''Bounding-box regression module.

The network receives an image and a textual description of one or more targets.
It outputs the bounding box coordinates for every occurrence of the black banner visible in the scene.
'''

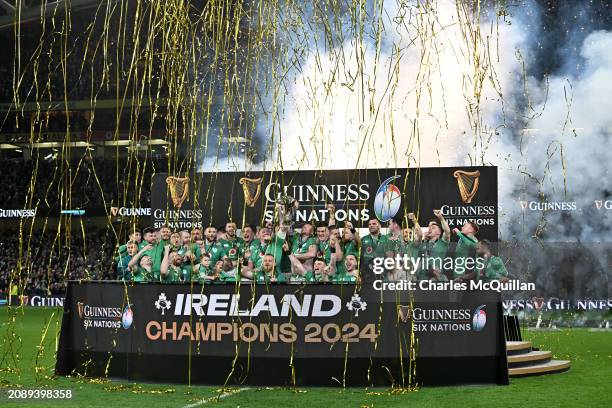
[151,166,498,240]
[56,281,508,386]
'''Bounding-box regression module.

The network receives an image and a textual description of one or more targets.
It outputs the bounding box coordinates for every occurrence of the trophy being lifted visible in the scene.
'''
[276,194,298,228]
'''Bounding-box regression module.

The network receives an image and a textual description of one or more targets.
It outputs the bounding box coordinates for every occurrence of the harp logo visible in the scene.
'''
[396,305,476,332]
[453,170,480,203]
[397,305,412,323]
[595,200,612,210]
[166,176,190,208]
[77,302,84,319]
[239,177,264,207]
[374,176,402,222]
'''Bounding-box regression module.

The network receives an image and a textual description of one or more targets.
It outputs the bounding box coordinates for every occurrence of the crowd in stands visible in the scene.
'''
[0,228,116,297]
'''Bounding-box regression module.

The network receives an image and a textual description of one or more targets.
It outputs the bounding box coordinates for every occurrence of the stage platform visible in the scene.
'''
[56,281,509,386]
[506,341,570,377]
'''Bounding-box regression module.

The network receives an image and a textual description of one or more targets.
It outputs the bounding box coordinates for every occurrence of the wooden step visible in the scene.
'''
[506,341,531,352]
[508,350,551,364]
[509,360,570,377]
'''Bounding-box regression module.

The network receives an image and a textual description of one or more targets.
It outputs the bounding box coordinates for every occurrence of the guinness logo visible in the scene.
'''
[166,176,190,208]
[110,207,119,216]
[520,201,528,210]
[595,200,603,210]
[239,177,263,207]
[397,305,412,323]
[453,170,480,203]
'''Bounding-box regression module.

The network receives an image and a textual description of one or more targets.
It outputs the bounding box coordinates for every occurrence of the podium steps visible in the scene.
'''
[506,341,570,377]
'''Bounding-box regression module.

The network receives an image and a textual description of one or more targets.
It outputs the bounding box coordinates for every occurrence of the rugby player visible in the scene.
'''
[141,227,164,281]
[361,218,389,278]
[218,222,245,268]
[387,213,422,281]
[475,239,509,282]
[128,243,154,282]
[160,245,183,283]
[452,221,479,281]
[116,241,138,281]
[291,222,317,270]
[159,226,172,245]
[334,253,359,283]
[287,249,337,283]
[420,210,450,282]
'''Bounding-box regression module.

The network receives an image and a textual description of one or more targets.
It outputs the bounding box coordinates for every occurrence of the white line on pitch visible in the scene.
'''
[182,387,250,408]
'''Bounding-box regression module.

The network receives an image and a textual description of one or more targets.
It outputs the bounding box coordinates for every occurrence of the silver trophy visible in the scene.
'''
[276,194,298,227]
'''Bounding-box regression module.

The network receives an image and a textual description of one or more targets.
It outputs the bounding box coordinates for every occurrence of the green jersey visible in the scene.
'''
[116,241,147,260]
[161,265,181,283]
[394,239,421,277]
[360,234,389,271]
[317,238,343,276]
[288,270,318,284]
[219,269,238,283]
[219,237,245,262]
[384,236,398,253]
[292,235,317,255]
[250,232,286,270]
[241,240,259,257]
[143,242,165,279]
[479,256,508,281]
[343,240,359,258]
[193,264,214,283]
[316,239,332,264]
[333,271,358,284]
[335,239,358,277]
[131,266,151,282]
[454,232,478,278]
[418,238,449,281]
[202,240,225,264]
[253,268,286,284]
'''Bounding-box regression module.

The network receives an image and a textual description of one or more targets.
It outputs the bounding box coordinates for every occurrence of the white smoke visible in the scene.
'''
[198,0,612,245]
[272,1,530,172]
[497,30,612,241]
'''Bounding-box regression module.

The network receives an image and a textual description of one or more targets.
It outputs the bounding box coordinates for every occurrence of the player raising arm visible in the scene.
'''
[128,244,154,282]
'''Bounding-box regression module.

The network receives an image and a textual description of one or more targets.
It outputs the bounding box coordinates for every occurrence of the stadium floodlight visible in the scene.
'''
[98,140,132,146]
[0,143,20,149]
[98,139,169,146]
[31,142,93,148]
[148,139,170,145]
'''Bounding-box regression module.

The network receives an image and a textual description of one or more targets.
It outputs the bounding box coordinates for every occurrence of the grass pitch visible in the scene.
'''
[0,307,611,407]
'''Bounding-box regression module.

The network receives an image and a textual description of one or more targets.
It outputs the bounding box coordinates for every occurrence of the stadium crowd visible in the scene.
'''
[0,229,116,298]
